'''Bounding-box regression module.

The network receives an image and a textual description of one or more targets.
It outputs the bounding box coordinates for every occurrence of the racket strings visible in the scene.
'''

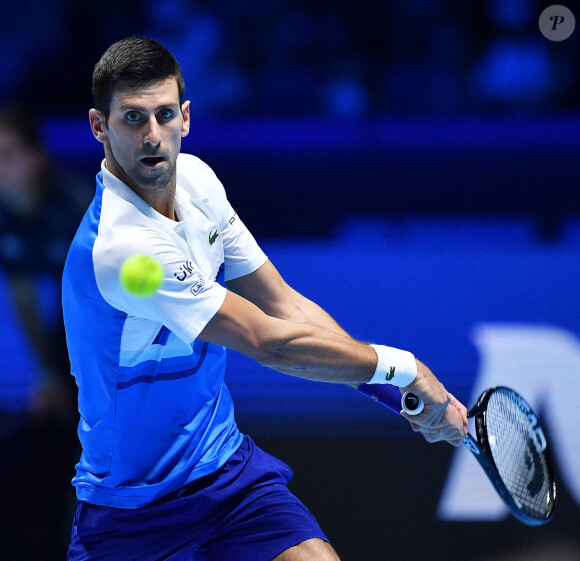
[485,389,552,519]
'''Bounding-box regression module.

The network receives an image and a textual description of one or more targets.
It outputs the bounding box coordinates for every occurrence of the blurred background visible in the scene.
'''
[1,0,579,559]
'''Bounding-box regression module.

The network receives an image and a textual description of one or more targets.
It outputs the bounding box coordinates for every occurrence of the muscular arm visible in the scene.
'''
[207,260,468,445]
[198,288,377,384]
[226,260,351,337]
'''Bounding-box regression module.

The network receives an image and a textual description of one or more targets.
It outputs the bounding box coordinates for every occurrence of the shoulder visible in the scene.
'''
[94,188,160,257]
[176,152,212,173]
[93,224,158,285]
[176,153,227,201]
[92,195,175,295]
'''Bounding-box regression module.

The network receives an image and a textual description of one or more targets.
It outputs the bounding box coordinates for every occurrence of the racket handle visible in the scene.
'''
[357,384,424,415]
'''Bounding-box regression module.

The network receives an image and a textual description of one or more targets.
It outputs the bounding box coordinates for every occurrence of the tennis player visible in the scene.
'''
[63,36,468,561]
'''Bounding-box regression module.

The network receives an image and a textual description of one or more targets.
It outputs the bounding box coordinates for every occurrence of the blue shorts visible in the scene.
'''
[67,436,329,561]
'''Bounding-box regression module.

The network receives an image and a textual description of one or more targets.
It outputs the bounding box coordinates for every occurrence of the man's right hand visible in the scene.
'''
[400,360,468,447]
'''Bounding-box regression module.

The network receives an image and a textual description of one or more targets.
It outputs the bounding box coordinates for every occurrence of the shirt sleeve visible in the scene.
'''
[221,206,268,281]
[93,228,227,345]
[190,156,268,281]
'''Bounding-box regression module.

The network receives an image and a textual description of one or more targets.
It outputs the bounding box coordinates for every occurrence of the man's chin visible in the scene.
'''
[133,169,175,191]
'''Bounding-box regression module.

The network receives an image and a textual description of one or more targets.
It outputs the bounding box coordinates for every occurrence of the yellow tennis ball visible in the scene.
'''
[120,255,164,297]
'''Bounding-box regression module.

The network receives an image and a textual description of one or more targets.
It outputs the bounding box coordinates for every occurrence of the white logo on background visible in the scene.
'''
[438,324,580,521]
[539,5,575,41]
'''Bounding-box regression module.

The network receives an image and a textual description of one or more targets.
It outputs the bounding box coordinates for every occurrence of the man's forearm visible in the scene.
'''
[255,286,399,384]
[256,318,376,384]
[219,271,412,385]
[199,290,377,384]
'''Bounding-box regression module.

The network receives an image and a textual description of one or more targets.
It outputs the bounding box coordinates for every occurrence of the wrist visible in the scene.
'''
[368,344,417,387]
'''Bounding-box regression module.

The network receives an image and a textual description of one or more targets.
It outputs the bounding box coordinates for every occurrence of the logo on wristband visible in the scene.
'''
[386,366,395,381]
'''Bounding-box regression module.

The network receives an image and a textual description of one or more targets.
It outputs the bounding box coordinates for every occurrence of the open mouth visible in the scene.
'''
[141,156,165,168]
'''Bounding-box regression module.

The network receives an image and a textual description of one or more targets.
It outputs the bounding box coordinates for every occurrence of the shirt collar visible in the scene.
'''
[99,159,193,226]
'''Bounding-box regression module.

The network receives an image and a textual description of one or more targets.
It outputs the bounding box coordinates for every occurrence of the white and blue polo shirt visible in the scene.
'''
[62,154,267,508]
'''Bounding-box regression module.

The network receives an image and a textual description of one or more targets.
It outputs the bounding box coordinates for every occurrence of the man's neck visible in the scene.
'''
[104,159,178,221]
[130,179,177,221]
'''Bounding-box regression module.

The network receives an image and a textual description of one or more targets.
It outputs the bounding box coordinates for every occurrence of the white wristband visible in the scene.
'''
[368,344,418,387]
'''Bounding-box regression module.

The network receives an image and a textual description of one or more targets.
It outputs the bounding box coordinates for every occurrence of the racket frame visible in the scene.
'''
[464,386,556,526]
[356,382,557,526]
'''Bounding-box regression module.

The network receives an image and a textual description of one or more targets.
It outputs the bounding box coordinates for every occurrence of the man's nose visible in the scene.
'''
[144,115,162,145]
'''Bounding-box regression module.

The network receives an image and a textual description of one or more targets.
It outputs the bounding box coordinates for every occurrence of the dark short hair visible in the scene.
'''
[92,36,185,118]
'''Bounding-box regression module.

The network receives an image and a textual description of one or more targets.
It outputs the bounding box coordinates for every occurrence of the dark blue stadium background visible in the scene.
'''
[4,1,580,559]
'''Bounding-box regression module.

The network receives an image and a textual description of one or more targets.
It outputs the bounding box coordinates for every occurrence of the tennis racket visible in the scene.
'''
[357,383,556,526]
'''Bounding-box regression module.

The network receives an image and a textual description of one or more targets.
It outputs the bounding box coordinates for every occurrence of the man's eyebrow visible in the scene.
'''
[118,103,180,112]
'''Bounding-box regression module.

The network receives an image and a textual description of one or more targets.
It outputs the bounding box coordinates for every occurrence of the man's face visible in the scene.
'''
[93,77,190,193]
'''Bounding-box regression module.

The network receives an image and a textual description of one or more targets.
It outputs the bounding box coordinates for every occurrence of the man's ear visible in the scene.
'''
[89,109,108,143]
[180,100,191,138]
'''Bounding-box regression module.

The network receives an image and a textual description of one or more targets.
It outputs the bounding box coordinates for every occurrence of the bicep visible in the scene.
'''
[226,260,301,320]
[227,260,352,339]
[198,289,288,362]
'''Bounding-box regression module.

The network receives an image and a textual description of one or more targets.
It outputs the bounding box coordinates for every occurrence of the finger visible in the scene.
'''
[420,413,461,429]
[416,420,465,445]
[420,428,441,443]
[401,402,446,424]
[439,423,465,441]
[439,422,467,445]
[420,424,450,441]
[449,399,468,428]
[421,428,463,446]
[420,413,466,445]
[444,403,467,430]
[401,411,428,426]
[448,393,468,426]
[447,436,464,447]
[424,428,462,446]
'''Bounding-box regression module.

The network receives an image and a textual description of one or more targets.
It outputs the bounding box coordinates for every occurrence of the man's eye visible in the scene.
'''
[158,109,174,120]
[126,112,140,122]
